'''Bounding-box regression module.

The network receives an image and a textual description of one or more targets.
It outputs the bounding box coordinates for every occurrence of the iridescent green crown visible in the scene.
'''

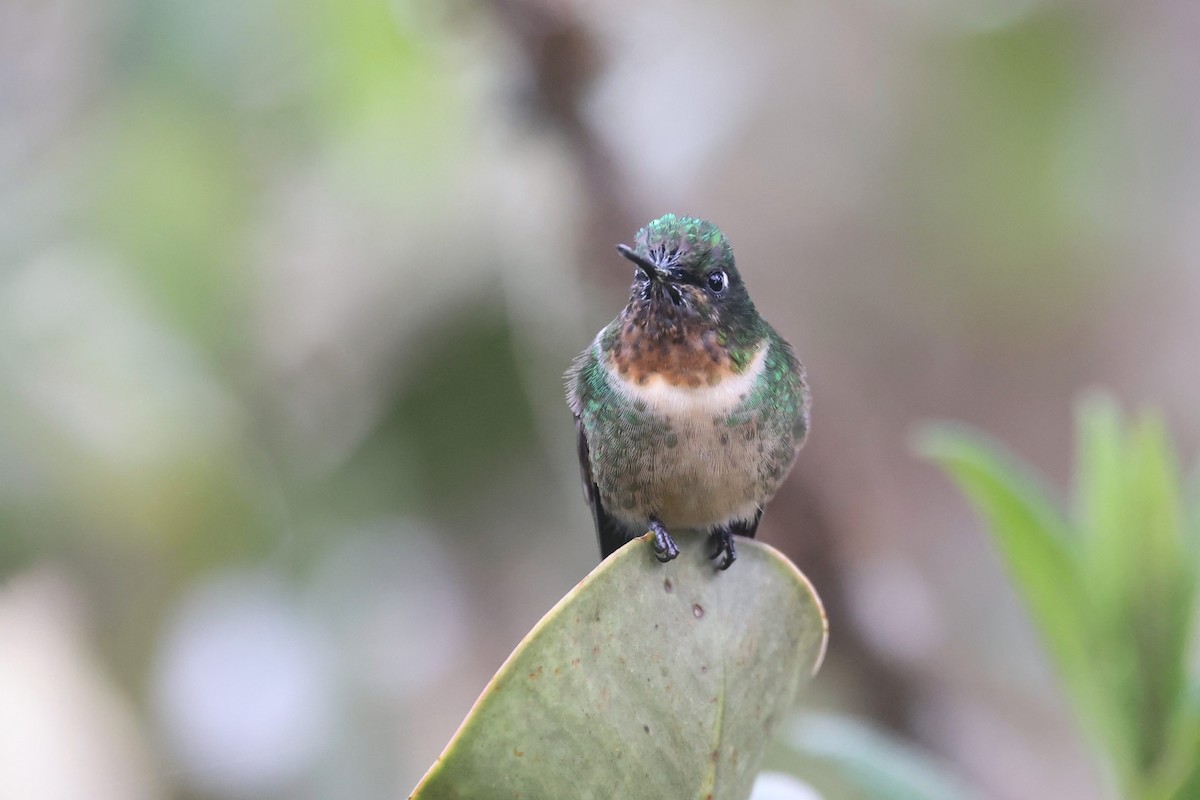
[633,214,735,275]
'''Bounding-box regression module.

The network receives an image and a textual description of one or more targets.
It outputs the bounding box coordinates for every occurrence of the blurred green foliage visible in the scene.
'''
[344,312,539,515]
[3,0,562,783]
[919,395,1200,799]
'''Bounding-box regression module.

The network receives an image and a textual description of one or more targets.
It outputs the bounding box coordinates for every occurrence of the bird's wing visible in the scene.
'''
[575,415,630,560]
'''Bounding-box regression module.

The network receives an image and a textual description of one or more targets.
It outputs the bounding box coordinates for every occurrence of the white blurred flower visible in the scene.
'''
[750,771,825,800]
[152,570,333,798]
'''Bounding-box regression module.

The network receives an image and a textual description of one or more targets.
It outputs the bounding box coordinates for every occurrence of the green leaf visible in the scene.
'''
[1147,680,1200,800]
[1076,398,1197,785]
[1072,394,1145,775]
[916,426,1087,678]
[410,531,828,800]
[1074,393,1128,611]
[776,713,981,800]
[916,425,1135,790]
[1123,415,1195,781]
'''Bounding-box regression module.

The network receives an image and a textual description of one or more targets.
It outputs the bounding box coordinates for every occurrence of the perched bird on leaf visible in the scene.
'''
[567,214,810,569]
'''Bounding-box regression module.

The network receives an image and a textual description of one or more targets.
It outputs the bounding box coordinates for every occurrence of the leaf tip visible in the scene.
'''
[909,421,979,465]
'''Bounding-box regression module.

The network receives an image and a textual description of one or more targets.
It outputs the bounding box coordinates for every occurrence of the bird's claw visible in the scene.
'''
[709,529,736,570]
[648,518,679,563]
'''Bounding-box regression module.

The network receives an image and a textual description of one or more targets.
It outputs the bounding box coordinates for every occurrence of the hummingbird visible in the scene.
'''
[566,214,810,569]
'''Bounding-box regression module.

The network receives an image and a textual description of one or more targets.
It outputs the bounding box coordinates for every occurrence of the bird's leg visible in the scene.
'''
[647,517,679,563]
[708,527,737,570]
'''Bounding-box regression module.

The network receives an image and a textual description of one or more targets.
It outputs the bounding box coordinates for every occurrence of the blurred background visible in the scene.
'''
[2,0,1198,797]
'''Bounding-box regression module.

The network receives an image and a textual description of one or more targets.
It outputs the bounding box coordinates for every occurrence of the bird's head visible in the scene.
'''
[616,214,761,350]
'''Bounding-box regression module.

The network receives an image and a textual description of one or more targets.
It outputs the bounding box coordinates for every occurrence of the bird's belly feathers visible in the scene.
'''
[628,416,768,529]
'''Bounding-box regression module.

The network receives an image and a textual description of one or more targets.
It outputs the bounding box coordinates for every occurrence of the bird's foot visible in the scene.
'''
[648,518,679,563]
[708,528,737,570]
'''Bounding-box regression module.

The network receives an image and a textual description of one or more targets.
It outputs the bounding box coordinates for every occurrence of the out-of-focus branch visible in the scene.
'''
[484,0,638,261]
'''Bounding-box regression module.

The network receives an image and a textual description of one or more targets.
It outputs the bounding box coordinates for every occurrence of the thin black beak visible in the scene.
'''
[616,244,660,280]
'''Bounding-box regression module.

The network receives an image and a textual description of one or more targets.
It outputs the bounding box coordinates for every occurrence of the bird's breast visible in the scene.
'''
[604,340,766,419]
[593,343,786,529]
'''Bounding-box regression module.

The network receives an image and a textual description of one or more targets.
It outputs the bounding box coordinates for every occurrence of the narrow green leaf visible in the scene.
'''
[917,426,1087,676]
[1070,397,1200,790]
[1124,415,1195,778]
[1189,462,1200,552]
[1072,395,1145,779]
[916,425,1135,790]
[1073,393,1129,614]
[1146,680,1200,800]
[411,532,828,800]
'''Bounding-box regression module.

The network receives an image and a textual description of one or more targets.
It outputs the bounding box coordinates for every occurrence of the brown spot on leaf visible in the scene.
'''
[663,577,673,592]
[692,603,704,619]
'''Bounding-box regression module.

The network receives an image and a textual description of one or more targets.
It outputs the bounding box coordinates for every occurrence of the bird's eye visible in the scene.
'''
[706,270,727,294]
